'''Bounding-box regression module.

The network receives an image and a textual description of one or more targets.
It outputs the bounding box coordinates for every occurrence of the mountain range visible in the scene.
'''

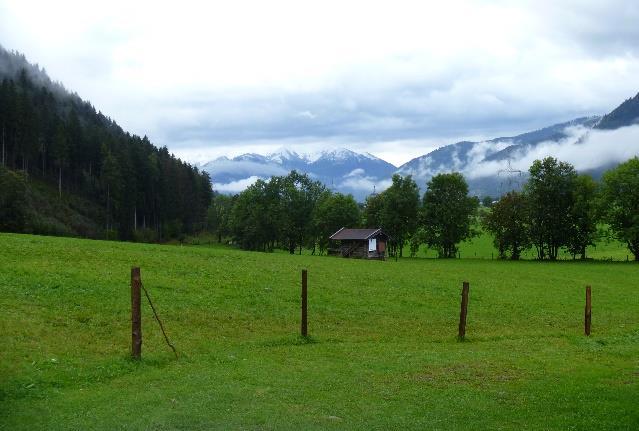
[201,148,397,199]
[202,91,639,200]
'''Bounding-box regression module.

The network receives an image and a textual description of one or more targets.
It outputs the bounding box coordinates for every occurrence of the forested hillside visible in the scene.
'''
[0,47,212,240]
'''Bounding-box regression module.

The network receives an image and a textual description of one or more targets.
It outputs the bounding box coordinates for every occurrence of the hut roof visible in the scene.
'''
[329,228,387,240]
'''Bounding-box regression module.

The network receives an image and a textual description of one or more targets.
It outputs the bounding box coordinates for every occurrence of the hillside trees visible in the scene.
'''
[0,166,28,232]
[421,173,479,258]
[0,57,212,241]
[600,157,639,261]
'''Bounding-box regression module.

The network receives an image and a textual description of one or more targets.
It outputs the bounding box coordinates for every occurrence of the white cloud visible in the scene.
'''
[1,0,638,166]
[468,125,639,179]
[345,168,366,177]
[213,176,263,193]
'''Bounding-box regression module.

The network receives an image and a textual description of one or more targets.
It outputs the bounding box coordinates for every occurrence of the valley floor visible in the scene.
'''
[0,233,637,430]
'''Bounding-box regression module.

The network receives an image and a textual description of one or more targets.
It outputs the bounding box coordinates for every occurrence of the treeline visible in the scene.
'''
[208,156,639,262]
[207,171,360,254]
[484,157,639,261]
[0,51,212,240]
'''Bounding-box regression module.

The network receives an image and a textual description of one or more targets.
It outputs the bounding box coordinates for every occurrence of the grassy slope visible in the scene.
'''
[0,233,637,430]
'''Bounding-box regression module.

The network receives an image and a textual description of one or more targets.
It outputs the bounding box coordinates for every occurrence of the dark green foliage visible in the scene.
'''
[363,192,384,228]
[380,174,420,257]
[421,172,479,258]
[360,175,419,257]
[229,171,326,252]
[481,196,494,207]
[230,179,278,251]
[0,166,27,231]
[0,48,212,241]
[207,193,234,243]
[482,191,530,260]
[567,175,600,259]
[600,157,639,261]
[279,171,326,254]
[525,157,577,260]
[312,192,361,255]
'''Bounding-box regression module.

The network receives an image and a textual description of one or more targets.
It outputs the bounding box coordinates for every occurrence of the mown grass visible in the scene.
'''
[0,233,638,430]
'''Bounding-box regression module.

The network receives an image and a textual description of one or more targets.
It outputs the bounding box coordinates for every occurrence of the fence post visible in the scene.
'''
[301,269,308,337]
[585,285,592,336]
[131,267,142,359]
[458,281,470,340]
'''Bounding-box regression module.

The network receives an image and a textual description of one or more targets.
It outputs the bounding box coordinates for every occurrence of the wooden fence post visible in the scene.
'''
[458,281,470,340]
[131,267,142,359]
[301,269,308,337]
[585,285,592,336]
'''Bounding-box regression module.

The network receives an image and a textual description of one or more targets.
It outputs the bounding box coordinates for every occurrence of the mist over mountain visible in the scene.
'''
[204,91,639,200]
[202,148,397,200]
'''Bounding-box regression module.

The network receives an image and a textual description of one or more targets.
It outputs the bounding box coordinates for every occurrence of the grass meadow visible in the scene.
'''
[1,232,638,430]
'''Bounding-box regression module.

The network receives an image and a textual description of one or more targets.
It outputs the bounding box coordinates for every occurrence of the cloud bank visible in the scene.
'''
[1,1,639,166]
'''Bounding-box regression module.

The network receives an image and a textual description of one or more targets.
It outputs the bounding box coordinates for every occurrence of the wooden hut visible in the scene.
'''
[328,228,390,260]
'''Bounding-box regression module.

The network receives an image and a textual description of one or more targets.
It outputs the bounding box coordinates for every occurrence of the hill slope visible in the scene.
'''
[0,45,212,240]
[595,92,639,129]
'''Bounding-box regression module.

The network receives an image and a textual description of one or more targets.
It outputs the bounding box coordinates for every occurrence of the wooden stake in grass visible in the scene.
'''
[301,269,308,337]
[131,267,142,359]
[458,281,470,340]
[585,285,592,336]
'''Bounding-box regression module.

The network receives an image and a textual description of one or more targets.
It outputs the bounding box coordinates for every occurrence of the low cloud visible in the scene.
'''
[203,159,288,180]
[345,168,365,177]
[213,176,263,193]
[337,169,392,196]
[468,125,639,179]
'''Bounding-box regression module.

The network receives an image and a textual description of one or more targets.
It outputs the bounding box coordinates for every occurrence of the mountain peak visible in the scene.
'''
[268,147,302,164]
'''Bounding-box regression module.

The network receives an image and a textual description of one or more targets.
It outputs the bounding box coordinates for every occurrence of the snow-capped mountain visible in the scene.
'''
[202,147,397,200]
[203,91,639,200]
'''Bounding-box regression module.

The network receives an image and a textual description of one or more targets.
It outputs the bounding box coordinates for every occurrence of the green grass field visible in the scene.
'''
[1,233,638,430]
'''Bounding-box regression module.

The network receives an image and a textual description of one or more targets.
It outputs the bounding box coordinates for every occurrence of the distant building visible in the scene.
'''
[328,228,390,260]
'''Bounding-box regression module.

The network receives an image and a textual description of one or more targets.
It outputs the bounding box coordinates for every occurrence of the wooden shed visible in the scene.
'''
[328,228,390,260]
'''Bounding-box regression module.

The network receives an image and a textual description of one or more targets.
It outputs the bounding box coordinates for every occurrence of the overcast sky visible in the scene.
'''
[1,0,638,166]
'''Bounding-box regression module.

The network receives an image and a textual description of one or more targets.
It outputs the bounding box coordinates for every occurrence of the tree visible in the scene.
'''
[312,192,360,255]
[207,193,234,243]
[51,120,68,199]
[567,174,599,259]
[600,157,639,261]
[100,143,122,238]
[421,172,478,258]
[363,192,385,228]
[230,179,280,251]
[381,174,420,257]
[279,171,325,254]
[525,157,577,260]
[482,191,530,260]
